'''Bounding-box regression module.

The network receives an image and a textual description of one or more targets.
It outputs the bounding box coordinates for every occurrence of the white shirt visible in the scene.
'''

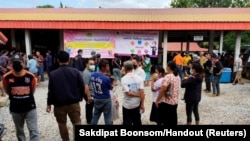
[121,72,144,109]
[152,78,163,102]
[235,58,243,71]
[133,67,146,81]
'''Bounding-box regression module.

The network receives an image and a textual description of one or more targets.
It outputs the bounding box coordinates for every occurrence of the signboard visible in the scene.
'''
[64,30,115,58]
[64,30,159,58]
[193,36,203,41]
[115,31,159,57]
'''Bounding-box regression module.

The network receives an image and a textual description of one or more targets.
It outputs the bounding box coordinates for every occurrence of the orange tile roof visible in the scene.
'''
[0,8,250,30]
[167,42,208,52]
[0,8,250,22]
[0,31,8,45]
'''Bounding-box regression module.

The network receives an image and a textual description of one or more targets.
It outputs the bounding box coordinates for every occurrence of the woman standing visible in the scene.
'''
[149,66,165,125]
[181,62,204,125]
[156,61,180,126]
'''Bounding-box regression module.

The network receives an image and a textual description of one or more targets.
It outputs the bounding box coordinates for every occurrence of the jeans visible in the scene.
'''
[212,75,221,95]
[91,98,112,125]
[38,66,44,82]
[54,103,81,141]
[11,109,40,141]
[176,66,183,80]
[186,102,200,122]
[112,68,121,81]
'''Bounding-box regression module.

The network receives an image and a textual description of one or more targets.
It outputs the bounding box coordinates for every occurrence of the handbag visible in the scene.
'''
[165,75,172,96]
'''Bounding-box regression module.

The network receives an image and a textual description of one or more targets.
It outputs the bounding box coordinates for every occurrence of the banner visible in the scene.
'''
[64,30,115,58]
[64,30,159,58]
[116,31,159,57]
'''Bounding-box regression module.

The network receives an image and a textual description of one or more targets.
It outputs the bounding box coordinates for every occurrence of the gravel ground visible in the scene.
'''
[0,79,250,141]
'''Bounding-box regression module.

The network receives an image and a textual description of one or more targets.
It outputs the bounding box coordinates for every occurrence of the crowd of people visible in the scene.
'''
[0,48,245,141]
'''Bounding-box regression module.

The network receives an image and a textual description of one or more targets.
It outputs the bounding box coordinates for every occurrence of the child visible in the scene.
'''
[109,76,119,124]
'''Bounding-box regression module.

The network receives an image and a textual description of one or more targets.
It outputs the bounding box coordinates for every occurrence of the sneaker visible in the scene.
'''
[204,90,211,93]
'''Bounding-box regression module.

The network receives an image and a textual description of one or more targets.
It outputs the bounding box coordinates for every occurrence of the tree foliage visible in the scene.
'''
[170,0,250,8]
[36,5,54,8]
[170,0,250,51]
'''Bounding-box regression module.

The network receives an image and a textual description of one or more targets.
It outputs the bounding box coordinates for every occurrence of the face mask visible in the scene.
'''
[89,65,95,71]
[133,65,137,69]
[190,70,193,75]
[13,61,23,72]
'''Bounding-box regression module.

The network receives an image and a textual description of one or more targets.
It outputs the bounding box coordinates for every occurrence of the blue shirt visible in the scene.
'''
[91,72,112,99]
[27,59,38,74]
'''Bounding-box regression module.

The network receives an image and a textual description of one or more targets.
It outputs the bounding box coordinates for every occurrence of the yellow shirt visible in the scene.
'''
[183,55,191,66]
[200,56,206,67]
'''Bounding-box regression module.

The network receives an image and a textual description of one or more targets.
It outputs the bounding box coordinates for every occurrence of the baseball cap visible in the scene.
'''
[12,54,23,62]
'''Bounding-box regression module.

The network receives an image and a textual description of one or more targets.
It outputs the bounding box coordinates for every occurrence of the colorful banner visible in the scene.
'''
[64,30,115,58]
[64,30,159,58]
[115,31,159,57]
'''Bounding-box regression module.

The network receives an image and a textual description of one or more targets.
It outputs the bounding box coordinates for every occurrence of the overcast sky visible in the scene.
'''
[0,0,172,8]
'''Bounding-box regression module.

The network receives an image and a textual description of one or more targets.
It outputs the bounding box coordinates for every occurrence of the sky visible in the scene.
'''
[0,0,172,8]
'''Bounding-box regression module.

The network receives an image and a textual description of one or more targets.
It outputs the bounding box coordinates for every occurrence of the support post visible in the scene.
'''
[11,29,16,48]
[209,30,214,54]
[24,29,32,55]
[163,31,168,70]
[219,31,224,54]
[234,31,241,72]
[59,30,64,51]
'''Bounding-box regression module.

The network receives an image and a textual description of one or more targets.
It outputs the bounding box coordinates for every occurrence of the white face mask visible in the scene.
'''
[190,70,193,75]
[89,65,95,71]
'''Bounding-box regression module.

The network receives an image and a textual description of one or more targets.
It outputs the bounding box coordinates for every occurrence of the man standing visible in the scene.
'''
[2,56,40,141]
[173,52,183,79]
[232,54,244,85]
[46,51,85,141]
[211,55,224,97]
[121,61,144,125]
[203,53,212,93]
[82,58,95,124]
[36,51,45,82]
[72,49,85,74]
[45,50,53,77]
[91,59,112,125]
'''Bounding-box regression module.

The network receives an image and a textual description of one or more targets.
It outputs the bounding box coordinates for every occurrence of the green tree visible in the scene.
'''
[171,0,232,8]
[232,0,250,7]
[171,0,250,51]
[36,4,54,8]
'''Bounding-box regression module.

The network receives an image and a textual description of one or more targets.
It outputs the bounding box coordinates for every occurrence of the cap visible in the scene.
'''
[12,55,23,62]
[192,54,199,58]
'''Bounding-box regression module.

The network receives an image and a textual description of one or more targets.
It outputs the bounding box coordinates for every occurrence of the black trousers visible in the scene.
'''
[205,74,211,91]
[159,103,178,126]
[85,102,94,124]
[122,106,142,125]
[186,102,200,123]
